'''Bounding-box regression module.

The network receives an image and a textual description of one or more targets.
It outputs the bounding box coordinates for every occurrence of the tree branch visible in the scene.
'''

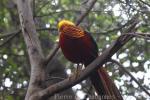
[16,0,45,100]
[35,10,113,18]
[35,0,50,16]
[76,0,97,26]
[32,31,150,99]
[99,17,139,34]
[110,59,150,96]
[0,29,21,39]
[126,32,150,39]
[36,27,57,32]
[0,30,21,47]
[44,43,60,65]
[138,0,150,7]
[31,32,135,99]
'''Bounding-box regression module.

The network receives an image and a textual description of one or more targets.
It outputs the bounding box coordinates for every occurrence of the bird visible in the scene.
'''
[58,20,123,99]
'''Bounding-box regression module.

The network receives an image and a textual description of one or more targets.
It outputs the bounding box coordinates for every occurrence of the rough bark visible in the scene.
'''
[17,0,75,100]
[17,0,45,100]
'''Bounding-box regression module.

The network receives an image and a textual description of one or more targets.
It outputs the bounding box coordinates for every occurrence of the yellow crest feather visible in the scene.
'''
[58,20,75,30]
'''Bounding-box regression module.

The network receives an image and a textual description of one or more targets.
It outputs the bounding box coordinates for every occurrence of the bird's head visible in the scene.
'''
[58,20,75,30]
[57,20,84,38]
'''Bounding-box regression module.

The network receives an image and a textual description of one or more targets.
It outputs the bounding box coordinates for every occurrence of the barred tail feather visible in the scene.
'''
[89,67,123,100]
[98,67,123,100]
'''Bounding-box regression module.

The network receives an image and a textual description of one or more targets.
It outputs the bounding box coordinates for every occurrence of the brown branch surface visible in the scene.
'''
[16,0,45,100]
[30,33,134,99]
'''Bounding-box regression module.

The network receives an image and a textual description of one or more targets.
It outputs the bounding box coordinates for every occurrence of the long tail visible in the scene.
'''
[89,67,123,100]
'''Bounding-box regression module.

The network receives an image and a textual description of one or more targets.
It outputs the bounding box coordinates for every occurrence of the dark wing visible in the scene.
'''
[84,30,98,55]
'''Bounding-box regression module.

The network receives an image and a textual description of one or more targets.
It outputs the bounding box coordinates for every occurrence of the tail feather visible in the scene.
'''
[90,67,123,100]
[98,67,123,99]
[90,70,107,95]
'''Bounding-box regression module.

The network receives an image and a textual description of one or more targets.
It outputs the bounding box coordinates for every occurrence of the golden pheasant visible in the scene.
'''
[58,20,123,99]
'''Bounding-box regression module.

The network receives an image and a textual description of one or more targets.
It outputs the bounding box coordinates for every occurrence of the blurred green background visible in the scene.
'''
[0,0,150,99]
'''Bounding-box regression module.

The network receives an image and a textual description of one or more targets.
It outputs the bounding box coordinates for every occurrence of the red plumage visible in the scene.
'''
[58,20,123,99]
[59,31,98,64]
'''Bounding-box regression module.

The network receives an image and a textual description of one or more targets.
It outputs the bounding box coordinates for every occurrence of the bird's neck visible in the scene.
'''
[60,24,85,38]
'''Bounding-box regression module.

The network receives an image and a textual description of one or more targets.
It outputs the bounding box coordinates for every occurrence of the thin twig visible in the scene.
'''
[44,43,59,65]
[76,0,97,26]
[37,27,57,32]
[138,0,150,7]
[37,28,150,39]
[46,76,65,81]
[35,10,113,18]
[0,29,21,39]
[125,32,150,39]
[0,30,21,47]
[36,0,50,16]
[100,18,139,34]
[110,59,150,96]
[0,27,57,48]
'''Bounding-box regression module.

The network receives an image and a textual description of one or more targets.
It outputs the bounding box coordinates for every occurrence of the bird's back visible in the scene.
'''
[59,26,98,64]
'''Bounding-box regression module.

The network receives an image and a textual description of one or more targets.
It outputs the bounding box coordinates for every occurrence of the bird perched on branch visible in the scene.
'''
[58,20,123,99]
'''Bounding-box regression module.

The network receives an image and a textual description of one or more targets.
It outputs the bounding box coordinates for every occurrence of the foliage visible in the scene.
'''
[0,0,150,99]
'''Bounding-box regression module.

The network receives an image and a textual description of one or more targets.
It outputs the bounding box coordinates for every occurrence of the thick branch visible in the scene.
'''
[31,33,134,99]
[16,0,45,100]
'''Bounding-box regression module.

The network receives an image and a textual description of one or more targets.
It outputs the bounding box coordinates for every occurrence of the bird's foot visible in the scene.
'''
[74,64,83,79]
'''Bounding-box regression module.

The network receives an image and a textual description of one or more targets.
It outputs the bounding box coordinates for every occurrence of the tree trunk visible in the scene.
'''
[16,0,75,99]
